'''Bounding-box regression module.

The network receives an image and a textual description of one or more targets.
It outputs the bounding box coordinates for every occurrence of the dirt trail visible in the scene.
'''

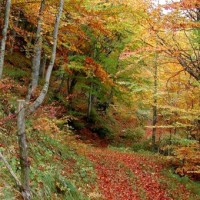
[86,148,187,200]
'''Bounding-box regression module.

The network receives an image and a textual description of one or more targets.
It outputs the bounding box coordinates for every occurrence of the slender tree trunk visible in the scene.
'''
[67,77,77,110]
[26,0,45,102]
[0,0,11,79]
[87,82,93,120]
[27,0,64,114]
[106,63,119,109]
[56,73,65,93]
[67,77,77,95]
[10,10,20,54]
[167,129,172,156]
[39,53,47,78]
[152,44,158,151]
[17,100,31,200]
[67,77,70,95]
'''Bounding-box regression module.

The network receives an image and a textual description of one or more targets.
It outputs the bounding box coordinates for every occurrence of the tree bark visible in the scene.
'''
[106,63,120,110]
[152,44,158,151]
[56,72,65,93]
[0,0,11,79]
[17,100,31,200]
[39,53,47,78]
[26,0,45,102]
[10,10,20,54]
[27,0,64,114]
[87,82,93,120]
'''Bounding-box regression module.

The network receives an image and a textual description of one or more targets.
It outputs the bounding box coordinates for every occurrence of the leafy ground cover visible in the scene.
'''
[86,148,200,200]
[1,109,200,199]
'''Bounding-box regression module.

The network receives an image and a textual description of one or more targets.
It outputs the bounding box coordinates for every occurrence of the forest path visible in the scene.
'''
[85,148,191,200]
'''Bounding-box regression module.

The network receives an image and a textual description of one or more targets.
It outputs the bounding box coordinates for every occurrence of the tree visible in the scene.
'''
[27,0,64,114]
[0,0,64,199]
[0,0,11,79]
[26,0,46,102]
[153,0,200,81]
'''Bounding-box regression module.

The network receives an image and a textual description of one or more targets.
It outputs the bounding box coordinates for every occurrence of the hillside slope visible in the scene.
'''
[0,53,200,200]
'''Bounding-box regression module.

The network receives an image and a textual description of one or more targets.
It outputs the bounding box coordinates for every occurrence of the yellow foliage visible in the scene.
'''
[33,117,60,134]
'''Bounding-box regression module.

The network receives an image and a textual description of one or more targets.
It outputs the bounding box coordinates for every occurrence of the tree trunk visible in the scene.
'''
[10,10,20,54]
[106,63,119,110]
[152,44,158,151]
[0,0,11,79]
[87,82,93,120]
[39,53,47,78]
[17,100,31,200]
[67,77,77,95]
[26,0,45,102]
[56,72,65,93]
[27,0,64,114]
[66,75,78,110]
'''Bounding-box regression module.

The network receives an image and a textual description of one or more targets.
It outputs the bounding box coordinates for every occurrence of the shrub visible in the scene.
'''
[4,65,28,80]
[68,119,85,130]
[123,127,145,142]
[92,127,111,139]
[159,134,197,156]
[132,139,151,152]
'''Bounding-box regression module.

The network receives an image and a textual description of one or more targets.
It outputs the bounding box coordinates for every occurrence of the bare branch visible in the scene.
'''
[0,151,22,188]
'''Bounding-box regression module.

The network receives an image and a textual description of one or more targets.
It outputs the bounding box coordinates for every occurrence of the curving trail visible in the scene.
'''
[87,148,174,200]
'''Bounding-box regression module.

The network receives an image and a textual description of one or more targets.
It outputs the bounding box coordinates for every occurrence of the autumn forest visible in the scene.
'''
[0,0,200,199]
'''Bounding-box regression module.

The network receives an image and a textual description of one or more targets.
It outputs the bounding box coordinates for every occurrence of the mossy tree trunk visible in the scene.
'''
[17,100,31,200]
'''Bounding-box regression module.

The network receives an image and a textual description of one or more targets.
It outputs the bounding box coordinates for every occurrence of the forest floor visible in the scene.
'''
[1,106,200,200]
[84,147,200,200]
[1,98,200,200]
[58,127,200,200]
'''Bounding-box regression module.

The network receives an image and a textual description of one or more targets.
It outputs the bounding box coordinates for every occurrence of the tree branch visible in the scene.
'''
[0,151,22,188]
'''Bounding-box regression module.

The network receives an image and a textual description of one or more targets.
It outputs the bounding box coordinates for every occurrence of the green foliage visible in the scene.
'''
[26,129,96,199]
[88,108,100,124]
[68,110,85,117]
[92,127,109,139]
[69,120,85,130]
[165,136,196,147]
[89,109,114,140]
[4,65,28,80]
[54,94,68,107]
[123,127,145,142]
[0,185,15,200]
[5,52,31,69]
[132,139,151,152]
[55,175,89,200]
[0,104,4,118]
[159,134,198,156]
[161,169,200,199]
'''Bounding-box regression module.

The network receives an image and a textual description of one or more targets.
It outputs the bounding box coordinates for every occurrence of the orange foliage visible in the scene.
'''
[164,0,200,10]
[174,144,200,180]
[85,57,113,85]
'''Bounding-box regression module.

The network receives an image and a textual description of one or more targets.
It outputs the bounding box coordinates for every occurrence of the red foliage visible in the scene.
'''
[87,149,173,200]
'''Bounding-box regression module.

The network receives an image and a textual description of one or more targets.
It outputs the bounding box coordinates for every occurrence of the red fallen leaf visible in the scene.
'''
[87,148,173,200]
[0,143,5,147]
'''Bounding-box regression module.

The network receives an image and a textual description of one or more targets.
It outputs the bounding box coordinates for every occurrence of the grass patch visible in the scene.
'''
[160,169,200,200]
[4,64,28,80]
